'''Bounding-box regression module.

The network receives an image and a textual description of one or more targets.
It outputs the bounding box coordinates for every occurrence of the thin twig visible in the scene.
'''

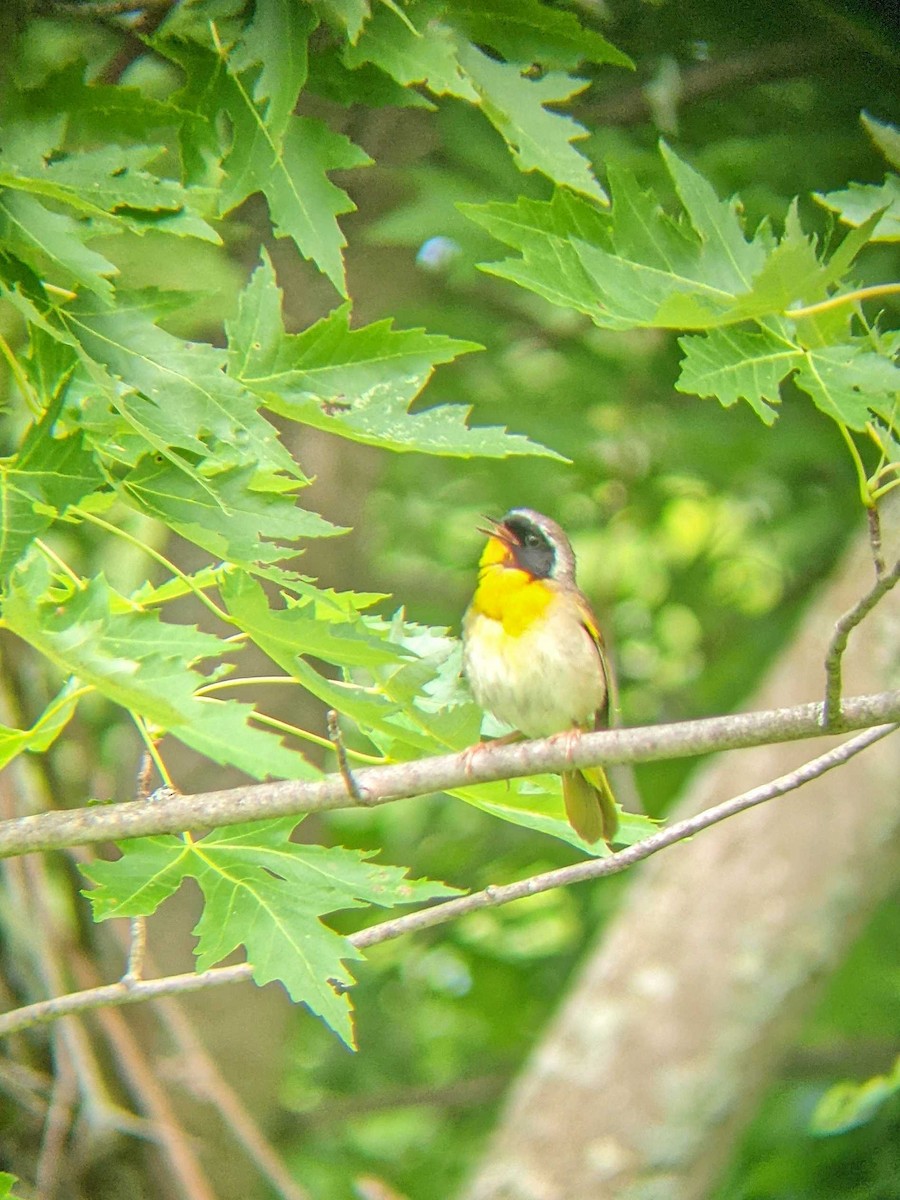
[327,709,365,802]
[124,918,147,982]
[136,751,155,802]
[824,566,900,726]
[1,723,893,1039]
[589,41,832,126]
[153,994,312,1200]
[0,692,897,860]
[867,505,887,580]
[71,953,217,1200]
[34,1032,77,1200]
[122,755,154,982]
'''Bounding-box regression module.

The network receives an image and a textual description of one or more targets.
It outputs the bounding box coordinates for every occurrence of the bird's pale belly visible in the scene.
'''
[463,604,606,738]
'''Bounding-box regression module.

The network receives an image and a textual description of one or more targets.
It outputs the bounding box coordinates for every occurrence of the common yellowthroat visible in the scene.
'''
[462,508,619,846]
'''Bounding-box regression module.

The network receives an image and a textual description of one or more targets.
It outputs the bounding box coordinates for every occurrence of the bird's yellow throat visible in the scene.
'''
[470,537,554,637]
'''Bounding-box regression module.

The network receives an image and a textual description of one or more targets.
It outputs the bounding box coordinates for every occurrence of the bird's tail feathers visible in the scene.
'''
[562,766,619,847]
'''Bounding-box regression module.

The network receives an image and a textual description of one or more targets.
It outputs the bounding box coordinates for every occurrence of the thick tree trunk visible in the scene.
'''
[462,518,900,1200]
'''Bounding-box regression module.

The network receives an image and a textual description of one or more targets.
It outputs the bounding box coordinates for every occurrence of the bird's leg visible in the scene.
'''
[550,725,584,764]
[460,730,523,776]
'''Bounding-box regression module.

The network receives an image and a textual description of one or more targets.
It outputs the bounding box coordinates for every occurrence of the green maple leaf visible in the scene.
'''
[343,0,476,98]
[220,570,414,743]
[0,1172,25,1200]
[814,175,900,243]
[678,330,899,431]
[676,327,796,424]
[0,405,104,579]
[3,559,318,780]
[82,818,458,1044]
[447,775,654,856]
[794,343,900,430]
[231,0,317,137]
[457,43,605,201]
[165,42,370,295]
[726,202,827,320]
[0,191,118,299]
[449,0,632,71]
[228,252,560,459]
[466,143,895,355]
[461,189,611,318]
[314,0,371,42]
[120,458,337,569]
[61,295,299,482]
[0,679,80,769]
[21,64,190,145]
[220,572,478,757]
[862,112,900,170]
[0,139,219,243]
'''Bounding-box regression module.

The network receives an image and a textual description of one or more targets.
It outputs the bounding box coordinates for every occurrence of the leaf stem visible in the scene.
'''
[837,423,874,510]
[69,507,233,625]
[34,539,85,590]
[192,678,386,762]
[787,282,900,319]
[0,332,42,417]
[130,712,175,790]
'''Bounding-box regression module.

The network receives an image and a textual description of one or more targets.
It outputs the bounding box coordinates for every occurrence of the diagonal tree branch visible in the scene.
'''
[0,692,897,861]
[823,564,900,725]
[1,722,894,1040]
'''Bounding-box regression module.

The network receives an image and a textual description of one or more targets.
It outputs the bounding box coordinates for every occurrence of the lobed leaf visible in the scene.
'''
[0,680,81,770]
[343,0,477,99]
[3,559,317,779]
[449,0,632,71]
[457,43,605,202]
[82,818,457,1044]
[229,251,560,458]
[676,327,795,424]
[814,176,900,243]
[0,408,104,579]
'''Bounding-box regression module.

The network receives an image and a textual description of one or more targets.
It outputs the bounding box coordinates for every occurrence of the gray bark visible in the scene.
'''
[462,517,900,1200]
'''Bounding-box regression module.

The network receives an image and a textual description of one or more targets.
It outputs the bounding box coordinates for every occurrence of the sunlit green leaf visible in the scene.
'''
[228,251,560,458]
[814,175,900,242]
[0,679,81,769]
[457,43,605,201]
[82,818,457,1044]
[676,327,796,424]
[449,0,632,71]
[120,458,338,568]
[61,296,299,484]
[0,409,104,578]
[343,0,476,99]
[3,559,316,779]
[811,1055,900,1135]
[794,343,900,429]
[0,192,117,298]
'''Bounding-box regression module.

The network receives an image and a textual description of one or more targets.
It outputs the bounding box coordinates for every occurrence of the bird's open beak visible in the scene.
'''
[477,514,516,544]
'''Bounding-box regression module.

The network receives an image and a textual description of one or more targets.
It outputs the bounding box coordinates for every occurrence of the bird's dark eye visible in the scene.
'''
[523,532,541,548]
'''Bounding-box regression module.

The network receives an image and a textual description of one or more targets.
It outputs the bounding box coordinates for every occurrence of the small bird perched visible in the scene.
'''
[462,508,618,846]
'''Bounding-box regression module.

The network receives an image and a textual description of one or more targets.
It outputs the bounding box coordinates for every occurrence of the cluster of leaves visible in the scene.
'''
[1,0,897,1048]
[0,0,646,1044]
[0,3,897,1198]
[463,118,899,476]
